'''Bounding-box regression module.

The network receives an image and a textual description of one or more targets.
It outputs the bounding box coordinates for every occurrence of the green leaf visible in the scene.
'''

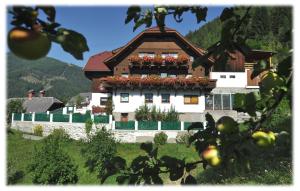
[205,113,215,129]
[220,8,234,22]
[125,6,141,24]
[277,56,292,78]
[140,142,153,154]
[233,93,246,111]
[245,92,260,116]
[160,156,184,181]
[191,7,208,23]
[116,175,129,185]
[130,156,148,172]
[251,60,268,79]
[55,28,89,60]
[181,175,197,184]
[187,122,204,131]
[36,6,56,22]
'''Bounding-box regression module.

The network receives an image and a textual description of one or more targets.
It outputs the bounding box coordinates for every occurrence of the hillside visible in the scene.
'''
[7,53,91,102]
[186,7,292,63]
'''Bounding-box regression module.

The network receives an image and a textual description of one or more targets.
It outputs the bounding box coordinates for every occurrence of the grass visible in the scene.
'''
[7,129,292,185]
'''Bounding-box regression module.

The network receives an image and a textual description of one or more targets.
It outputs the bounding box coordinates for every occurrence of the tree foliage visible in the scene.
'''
[81,129,117,180]
[6,99,25,124]
[28,135,78,184]
[8,6,89,60]
[97,6,292,185]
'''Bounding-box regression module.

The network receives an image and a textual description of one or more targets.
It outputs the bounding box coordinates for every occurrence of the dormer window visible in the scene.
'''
[162,52,178,58]
[138,52,155,58]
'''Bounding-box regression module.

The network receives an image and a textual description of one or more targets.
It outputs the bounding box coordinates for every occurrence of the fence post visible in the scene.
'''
[112,121,115,130]
[135,121,138,131]
[180,121,184,131]
[91,114,94,121]
[158,121,161,131]
[69,113,72,123]
[32,112,35,122]
[50,113,53,122]
[109,115,113,125]
[21,113,24,121]
[11,113,14,123]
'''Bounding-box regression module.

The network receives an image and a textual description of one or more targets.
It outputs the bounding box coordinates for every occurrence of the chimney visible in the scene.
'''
[39,90,46,97]
[28,89,35,100]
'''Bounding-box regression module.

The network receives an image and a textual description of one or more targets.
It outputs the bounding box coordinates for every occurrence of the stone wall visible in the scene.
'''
[11,121,184,143]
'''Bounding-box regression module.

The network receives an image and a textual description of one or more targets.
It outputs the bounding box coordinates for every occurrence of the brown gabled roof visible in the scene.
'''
[104,26,214,63]
[83,51,112,72]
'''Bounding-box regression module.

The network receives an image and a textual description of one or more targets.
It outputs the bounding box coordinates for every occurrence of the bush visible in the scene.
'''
[135,104,179,121]
[28,137,78,184]
[7,159,24,184]
[33,125,43,136]
[85,119,93,136]
[81,129,117,178]
[154,132,168,145]
[48,128,70,142]
[175,132,191,146]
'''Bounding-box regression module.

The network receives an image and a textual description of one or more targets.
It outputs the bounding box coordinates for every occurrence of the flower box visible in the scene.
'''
[128,55,141,66]
[142,56,153,65]
[164,56,176,65]
[177,54,189,65]
[153,55,163,66]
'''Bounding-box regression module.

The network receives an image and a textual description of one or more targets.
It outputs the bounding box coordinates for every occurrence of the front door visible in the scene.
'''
[121,113,128,122]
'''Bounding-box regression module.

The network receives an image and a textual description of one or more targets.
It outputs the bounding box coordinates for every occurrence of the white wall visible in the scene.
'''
[112,89,205,113]
[210,72,247,88]
[87,92,111,110]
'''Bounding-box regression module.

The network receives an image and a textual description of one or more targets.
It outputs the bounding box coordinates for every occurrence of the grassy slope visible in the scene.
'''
[7,125,292,185]
[7,130,200,185]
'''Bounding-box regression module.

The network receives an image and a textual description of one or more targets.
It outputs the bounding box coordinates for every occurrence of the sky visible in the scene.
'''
[7,6,225,67]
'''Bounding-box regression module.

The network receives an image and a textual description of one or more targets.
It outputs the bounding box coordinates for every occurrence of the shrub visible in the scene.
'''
[48,128,70,142]
[105,97,114,115]
[85,118,93,136]
[81,129,117,178]
[135,104,179,121]
[33,125,43,136]
[7,159,24,184]
[28,137,78,184]
[154,132,168,145]
[176,132,191,146]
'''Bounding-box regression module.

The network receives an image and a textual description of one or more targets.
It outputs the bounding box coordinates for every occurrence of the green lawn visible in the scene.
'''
[7,129,292,185]
[7,129,200,185]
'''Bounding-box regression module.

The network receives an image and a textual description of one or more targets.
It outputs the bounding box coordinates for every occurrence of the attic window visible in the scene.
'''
[162,52,178,58]
[138,52,155,58]
[220,75,226,78]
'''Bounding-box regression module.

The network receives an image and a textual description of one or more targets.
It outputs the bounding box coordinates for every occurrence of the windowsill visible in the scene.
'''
[246,86,259,88]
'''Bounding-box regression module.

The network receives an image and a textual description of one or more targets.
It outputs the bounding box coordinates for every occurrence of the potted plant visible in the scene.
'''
[153,55,163,66]
[142,56,153,66]
[128,55,141,66]
[177,54,189,65]
[164,56,176,66]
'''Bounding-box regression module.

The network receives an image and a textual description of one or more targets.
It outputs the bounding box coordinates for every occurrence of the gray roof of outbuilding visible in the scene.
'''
[8,97,64,113]
[67,92,92,106]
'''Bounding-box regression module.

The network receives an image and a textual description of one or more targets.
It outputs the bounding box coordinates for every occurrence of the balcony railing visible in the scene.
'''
[99,76,217,90]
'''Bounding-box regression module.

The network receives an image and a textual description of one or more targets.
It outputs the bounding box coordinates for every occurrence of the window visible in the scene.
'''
[222,94,231,110]
[122,73,129,77]
[161,94,170,103]
[160,73,168,78]
[190,56,194,62]
[184,95,198,104]
[138,52,155,58]
[120,93,129,103]
[168,74,177,78]
[214,94,222,110]
[145,93,153,103]
[205,95,213,110]
[68,107,73,111]
[100,97,108,106]
[162,52,178,58]
[220,75,226,78]
[229,75,236,78]
[141,74,148,78]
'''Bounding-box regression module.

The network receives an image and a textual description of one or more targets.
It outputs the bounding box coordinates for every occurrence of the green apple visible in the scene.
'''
[252,130,275,147]
[209,156,221,167]
[216,116,238,133]
[202,145,218,160]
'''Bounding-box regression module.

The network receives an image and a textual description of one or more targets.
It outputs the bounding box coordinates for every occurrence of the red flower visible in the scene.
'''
[128,55,141,64]
[164,56,176,64]
[142,56,153,64]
